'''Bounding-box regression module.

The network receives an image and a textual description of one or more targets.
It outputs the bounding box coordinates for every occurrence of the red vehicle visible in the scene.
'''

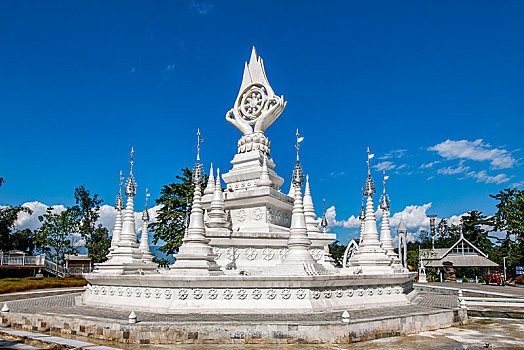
[483,270,505,286]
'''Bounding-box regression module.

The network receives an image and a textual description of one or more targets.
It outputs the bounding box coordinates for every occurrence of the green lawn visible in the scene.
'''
[0,277,87,294]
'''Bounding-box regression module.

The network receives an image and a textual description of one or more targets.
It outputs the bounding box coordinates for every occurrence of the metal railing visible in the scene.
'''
[0,255,46,266]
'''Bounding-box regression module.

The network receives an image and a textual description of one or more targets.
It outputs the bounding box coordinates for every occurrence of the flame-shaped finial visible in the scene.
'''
[142,188,150,221]
[192,129,204,184]
[125,148,137,196]
[292,129,304,185]
[380,171,390,210]
[364,147,375,196]
[321,198,328,233]
[115,170,125,210]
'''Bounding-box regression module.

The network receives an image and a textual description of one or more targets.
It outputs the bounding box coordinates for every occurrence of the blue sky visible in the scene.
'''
[1,1,523,243]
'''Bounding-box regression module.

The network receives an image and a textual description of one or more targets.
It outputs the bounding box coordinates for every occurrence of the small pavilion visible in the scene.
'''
[420,232,498,282]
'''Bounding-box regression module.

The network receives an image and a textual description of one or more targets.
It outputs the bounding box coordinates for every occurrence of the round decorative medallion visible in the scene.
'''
[93,286,99,295]
[296,289,307,299]
[240,84,267,120]
[238,289,248,300]
[282,289,291,299]
[117,287,123,296]
[193,289,203,300]
[178,289,188,300]
[245,247,257,261]
[357,289,364,297]
[101,287,106,295]
[154,289,162,299]
[335,289,343,298]
[236,209,247,222]
[310,249,323,261]
[323,290,332,298]
[224,289,233,300]
[395,287,402,294]
[212,247,222,260]
[134,288,142,297]
[125,288,132,297]
[368,289,374,296]
[347,289,354,297]
[267,289,277,299]
[252,289,262,299]
[208,289,218,299]
[109,287,115,296]
[279,248,289,261]
[226,247,239,260]
[262,248,275,260]
[252,208,263,220]
[164,289,172,299]
[312,290,321,299]
[144,288,151,298]
[377,288,383,295]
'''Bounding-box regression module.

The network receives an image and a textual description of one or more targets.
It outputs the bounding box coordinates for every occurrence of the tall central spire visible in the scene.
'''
[348,148,392,272]
[280,130,324,275]
[170,129,222,275]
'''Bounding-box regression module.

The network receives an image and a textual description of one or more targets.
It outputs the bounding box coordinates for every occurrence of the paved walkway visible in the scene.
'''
[2,292,457,324]
[423,282,524,297]
[0,288,85,302]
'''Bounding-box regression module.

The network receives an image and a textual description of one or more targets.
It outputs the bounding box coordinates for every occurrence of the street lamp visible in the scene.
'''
[503,256,507,281]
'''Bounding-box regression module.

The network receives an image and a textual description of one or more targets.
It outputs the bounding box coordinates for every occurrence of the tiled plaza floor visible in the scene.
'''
[4,292,456,324]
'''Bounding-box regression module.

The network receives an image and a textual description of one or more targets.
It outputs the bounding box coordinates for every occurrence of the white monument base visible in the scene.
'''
[81,272,415,314]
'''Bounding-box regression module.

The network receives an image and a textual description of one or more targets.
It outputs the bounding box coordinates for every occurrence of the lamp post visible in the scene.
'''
[503,256,507,281]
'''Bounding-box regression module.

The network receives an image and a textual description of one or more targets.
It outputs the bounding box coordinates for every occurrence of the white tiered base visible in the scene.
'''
[81,272,416,314]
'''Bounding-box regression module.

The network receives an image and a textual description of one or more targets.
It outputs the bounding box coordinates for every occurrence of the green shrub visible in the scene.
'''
[462,276,468,283]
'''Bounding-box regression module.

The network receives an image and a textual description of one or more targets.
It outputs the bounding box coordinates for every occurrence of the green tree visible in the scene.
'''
[489,188,524,272]
[490,188,524,240]
[35,207,79,266]
[150,167,207,255]
[72,185,110,263]
[328,240,347,267]
[461,211,494,253]
[0,178,35,253]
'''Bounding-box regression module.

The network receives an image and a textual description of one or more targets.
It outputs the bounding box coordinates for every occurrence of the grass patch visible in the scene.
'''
[0,277,87,294]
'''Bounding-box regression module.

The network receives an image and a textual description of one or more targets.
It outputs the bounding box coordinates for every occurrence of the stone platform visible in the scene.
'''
[0,292,467,345]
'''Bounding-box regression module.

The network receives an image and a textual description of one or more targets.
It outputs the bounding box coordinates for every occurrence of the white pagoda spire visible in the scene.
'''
[95,148,156,275]
[108,171,125,256]
[379,171,400,265]
[303,175,321,233]
[280,130,324,275]
[119,148,139,246]
[139,188,153,262]
[257,156,273,188]
[358,191,365,245]
[205,168,231,232]
[170,130,222,275]
[348,148,392,271]
[204,163,215,196]
[321,199,328,234]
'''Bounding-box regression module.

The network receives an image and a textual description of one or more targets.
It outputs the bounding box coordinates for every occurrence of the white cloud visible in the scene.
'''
[373,161,396,171]
[437,165,470,175]
[428,139,516,169]
[512,180,524,188]
[420,161,441,169]
[189,0,214,15]
[329,171,345,178]
[328,202,472,244]
[465,170,511,185]
[10,201,162,237]
[13,201,66,231]
[379,149,407,160]
[325,206,360,229]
